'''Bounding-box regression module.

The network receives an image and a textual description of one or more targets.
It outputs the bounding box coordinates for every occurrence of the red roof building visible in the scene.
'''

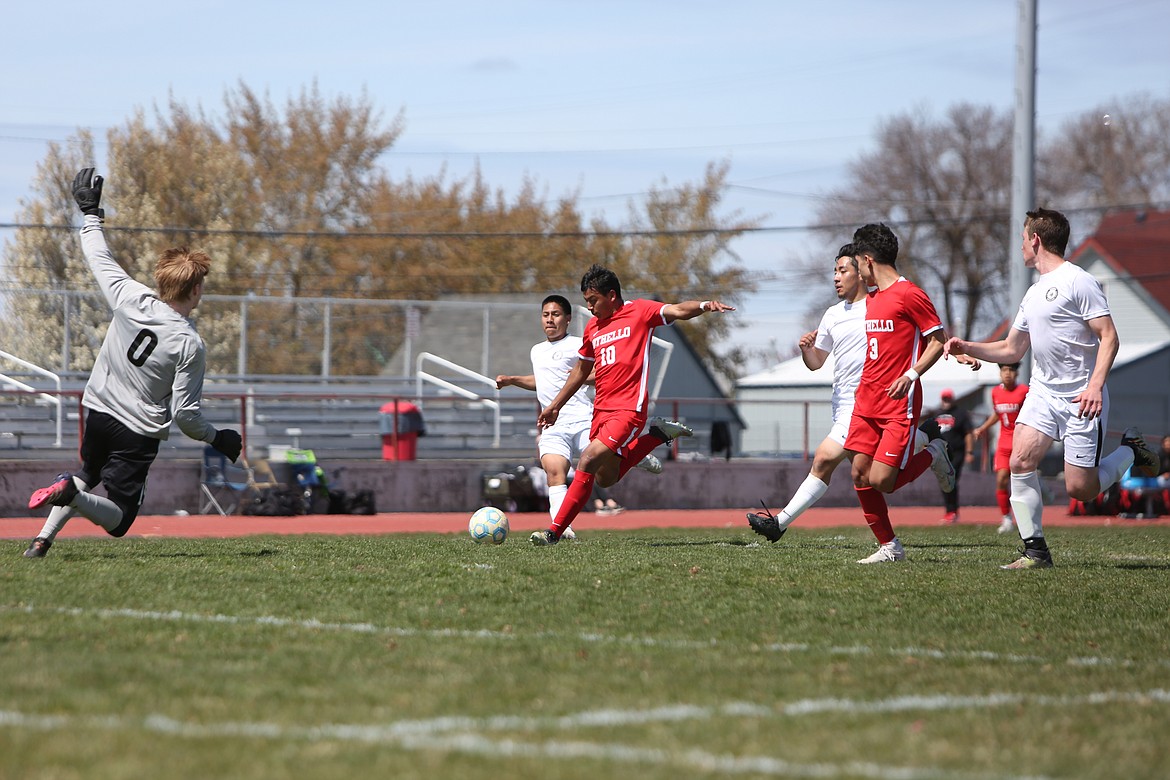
[1071,209,1170,436]
[1072,209,1170,330]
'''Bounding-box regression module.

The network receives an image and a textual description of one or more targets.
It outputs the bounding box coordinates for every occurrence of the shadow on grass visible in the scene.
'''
[55,547,282,560]
[910,541,1008,550]
[644,539,759,548]
[139,551,213,559]
[1100,561,1170,571]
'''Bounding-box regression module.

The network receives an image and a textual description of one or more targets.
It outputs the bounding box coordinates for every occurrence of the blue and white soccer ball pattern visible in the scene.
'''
[469,506,509,544]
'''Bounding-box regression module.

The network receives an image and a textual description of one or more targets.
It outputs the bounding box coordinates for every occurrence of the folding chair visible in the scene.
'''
[200,446,253,515]
[286,448,325,514]
[1118,467,1163,519]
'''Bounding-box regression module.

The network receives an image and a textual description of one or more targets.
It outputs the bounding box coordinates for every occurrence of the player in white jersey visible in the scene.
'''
[748,244,874,541]
[944,207,1158,569]
[496,295,661,539]
[23,168,243,559]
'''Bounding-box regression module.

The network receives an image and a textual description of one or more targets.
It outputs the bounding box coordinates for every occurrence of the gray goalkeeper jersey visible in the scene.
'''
[80,216,217,443]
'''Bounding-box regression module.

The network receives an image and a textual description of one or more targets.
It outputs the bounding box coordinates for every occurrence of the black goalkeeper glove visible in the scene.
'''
[72,167,105,218]
[212,429,243,463]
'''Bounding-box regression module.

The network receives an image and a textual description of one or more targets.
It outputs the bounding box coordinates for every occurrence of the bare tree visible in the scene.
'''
[0,133,104,371]
[1042,92,1170,235]
[811,103,1014,340]
[802,94,1170,343]
[621,160,760,378]
[359,159,760,379]
[1,84,403,376]
[2,87,758,382]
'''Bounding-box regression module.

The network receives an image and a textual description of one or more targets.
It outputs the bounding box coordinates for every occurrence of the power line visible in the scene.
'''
[0,222,792,239]
[3,200,1166,240]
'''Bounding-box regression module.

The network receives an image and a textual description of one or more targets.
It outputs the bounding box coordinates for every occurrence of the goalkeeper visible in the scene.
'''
[23,168,242,558]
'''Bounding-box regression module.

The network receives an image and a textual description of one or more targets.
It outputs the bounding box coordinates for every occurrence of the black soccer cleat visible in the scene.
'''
[23,537,52,559]
[746,501,786,543]
[1121,427,1159,478]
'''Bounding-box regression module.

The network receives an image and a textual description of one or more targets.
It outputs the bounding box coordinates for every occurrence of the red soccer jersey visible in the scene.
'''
[991,383,1029,439]
[579,298,668,413]
[854,278,943,420]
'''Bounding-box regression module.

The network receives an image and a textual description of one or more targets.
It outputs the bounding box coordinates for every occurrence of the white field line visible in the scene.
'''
[3,603,1164,669]
[5,690,1170,778]
[0,709,1049,780]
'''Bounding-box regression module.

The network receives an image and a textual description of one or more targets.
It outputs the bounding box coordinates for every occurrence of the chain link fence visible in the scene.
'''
[0,287,557,379]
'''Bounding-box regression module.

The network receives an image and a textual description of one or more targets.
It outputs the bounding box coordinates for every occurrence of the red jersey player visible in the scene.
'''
[530,264,734,545]
[974,363,1030,534]
[844,223,980,563]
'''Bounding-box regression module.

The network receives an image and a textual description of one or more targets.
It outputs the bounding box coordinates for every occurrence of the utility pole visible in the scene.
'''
[1009,0,1038,382]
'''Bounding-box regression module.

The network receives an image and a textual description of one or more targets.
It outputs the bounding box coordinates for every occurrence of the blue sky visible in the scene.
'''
[2,1,1168,373]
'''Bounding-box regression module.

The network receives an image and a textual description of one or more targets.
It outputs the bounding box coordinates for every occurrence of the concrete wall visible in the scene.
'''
[0,456,1011,519]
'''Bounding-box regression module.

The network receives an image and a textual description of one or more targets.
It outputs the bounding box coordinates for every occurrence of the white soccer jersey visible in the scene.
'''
[813,297,867,412]
[1012,261,1111,397]
[79,216,217,442]
[531,335,593,427]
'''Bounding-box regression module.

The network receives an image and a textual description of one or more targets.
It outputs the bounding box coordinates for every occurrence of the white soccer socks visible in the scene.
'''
[1009,471,1044,541]
[1097,445,1135,492]
[547,484,568,522]
[778,474,829,528]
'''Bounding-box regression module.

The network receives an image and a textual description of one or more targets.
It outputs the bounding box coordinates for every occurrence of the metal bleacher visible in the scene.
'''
[0,400,64,453]
[229,381,543,462]
[1,373,544,462]
[1,336,701,463]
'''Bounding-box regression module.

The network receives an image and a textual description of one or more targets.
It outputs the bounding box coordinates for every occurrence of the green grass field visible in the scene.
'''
[3,524,1169,779]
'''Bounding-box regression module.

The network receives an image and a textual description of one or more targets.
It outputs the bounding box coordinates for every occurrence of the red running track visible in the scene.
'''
[1,505,1162,540]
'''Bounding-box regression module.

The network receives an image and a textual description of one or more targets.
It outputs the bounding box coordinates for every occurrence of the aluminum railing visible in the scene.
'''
[0,350,63,447]
[415,352,502,448]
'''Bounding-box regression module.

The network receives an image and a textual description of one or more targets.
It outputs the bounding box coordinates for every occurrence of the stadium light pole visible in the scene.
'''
[1009,0,1037,384]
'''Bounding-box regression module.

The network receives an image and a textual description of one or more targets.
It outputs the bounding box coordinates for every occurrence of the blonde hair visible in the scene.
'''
[153,247,211,303]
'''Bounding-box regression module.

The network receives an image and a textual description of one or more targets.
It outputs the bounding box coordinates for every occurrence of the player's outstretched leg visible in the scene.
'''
[616,440,667,481]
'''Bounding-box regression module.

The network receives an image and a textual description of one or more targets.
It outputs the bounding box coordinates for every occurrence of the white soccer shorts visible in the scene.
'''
[826,402,854,447]
[538,419,591,463]
[1015,384,1109,467]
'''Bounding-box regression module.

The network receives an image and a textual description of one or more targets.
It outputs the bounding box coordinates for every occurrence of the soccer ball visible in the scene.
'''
[469,506,509,544]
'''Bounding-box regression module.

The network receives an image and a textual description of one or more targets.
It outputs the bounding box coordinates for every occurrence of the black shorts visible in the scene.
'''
[78,410,161,536]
